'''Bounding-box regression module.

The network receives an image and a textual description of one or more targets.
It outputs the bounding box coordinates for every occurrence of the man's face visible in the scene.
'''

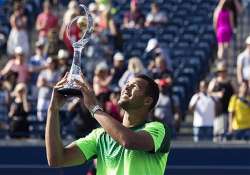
[199,81,207,93]
[118,77,148,110]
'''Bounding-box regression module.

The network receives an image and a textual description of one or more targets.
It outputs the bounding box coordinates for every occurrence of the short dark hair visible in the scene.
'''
[135,74,159,110]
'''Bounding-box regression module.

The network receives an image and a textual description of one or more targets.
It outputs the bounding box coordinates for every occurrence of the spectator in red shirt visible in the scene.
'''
[36,0,58,41]
[0,47,30,84]
[59,0,81,54]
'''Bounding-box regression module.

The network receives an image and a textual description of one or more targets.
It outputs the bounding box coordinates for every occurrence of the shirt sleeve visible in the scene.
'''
[189,94,198,107]
[228,95,236,113]
[237,53,243,67]
[74,128,103,160]
[143,122,170,153]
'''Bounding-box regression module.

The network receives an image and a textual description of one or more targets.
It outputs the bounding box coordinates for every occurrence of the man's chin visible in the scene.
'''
[118,99,129,110]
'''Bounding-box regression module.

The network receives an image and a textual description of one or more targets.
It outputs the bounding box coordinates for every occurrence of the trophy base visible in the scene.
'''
[57,87,82,97]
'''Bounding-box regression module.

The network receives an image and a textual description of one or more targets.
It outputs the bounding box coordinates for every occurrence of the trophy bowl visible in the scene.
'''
[57,3,93,97]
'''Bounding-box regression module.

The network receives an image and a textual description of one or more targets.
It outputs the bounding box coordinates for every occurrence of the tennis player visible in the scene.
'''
[45,72,171,175]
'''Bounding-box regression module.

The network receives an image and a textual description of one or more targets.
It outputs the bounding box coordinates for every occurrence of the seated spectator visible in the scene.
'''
[8,83,30,138]
[89,2,99,20]
[7,2,29,57]
[93,62,112,104]
[227,81,250,140]
[36,0,58,42]
[150,56,173,85]
[144,38,172,70]
[189,80,216,142]
[122,0,145,29]
[145,2,168,27]
[105,90,123,122]
[208,62,234,141]
[119,57,146,88]
[57,49,70,77]
[111,52,126,86]
[83,23,114,78]
[98,5,124,52]
[237,35,250,83]
[36,57,60,122]
[28,40,47,100]
[154,78,181,136]
[44,28,65,57]
[67,98,98,138]
[0,47,30,84]
[59,0,80,54]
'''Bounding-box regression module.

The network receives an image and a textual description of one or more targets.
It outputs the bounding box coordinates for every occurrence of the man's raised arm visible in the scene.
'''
[45,73,86,167]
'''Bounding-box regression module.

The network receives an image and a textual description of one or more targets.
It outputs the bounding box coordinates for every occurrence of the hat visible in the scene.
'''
[95,62,109,73]
[245,36,250,45]
[46,56,56,64]
[58,49,69,59]
[68,0,78,9]
[99,4,109,12]
[216,62,227,72]
[14,46,24,55]
[113,52,124,61]
[145,38,158,52]
[35,40,45,47]
[89,2,97,12]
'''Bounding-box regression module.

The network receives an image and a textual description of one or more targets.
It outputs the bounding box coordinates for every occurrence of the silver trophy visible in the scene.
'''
[58,4,93,97]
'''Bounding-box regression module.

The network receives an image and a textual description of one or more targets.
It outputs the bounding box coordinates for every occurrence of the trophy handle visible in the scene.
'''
[66,4,94,47]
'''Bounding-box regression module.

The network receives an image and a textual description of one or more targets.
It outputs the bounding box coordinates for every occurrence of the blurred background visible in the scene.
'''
[0,0,250,174]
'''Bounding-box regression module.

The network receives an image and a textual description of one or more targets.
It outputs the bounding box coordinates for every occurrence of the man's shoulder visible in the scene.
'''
[144,121,169,132]
[238,50,249,60]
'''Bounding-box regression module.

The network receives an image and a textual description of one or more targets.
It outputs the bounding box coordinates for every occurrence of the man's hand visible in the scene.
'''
[49,72,68,109]
[75,73,99,110]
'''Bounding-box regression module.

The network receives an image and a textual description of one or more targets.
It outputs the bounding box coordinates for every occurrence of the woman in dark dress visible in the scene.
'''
[8,83,30,138]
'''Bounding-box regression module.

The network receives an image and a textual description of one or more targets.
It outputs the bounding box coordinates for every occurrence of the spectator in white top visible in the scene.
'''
[237,35,250,83]
[144,38,172,70]
[189,80,216,142]
[145,2,167,27]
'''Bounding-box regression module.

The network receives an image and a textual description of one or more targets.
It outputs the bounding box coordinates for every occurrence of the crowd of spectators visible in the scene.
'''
[0,0,249,143]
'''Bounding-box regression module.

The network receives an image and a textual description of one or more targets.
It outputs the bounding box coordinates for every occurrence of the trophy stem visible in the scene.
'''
[57,47,83,97]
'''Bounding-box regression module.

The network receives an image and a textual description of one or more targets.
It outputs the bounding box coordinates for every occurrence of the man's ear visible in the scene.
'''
[144,96,153,108]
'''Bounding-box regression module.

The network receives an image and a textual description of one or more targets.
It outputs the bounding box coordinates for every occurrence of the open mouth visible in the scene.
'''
[122,91,131,98]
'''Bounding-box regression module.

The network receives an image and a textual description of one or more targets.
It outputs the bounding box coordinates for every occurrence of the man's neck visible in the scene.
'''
[122,110,147,128]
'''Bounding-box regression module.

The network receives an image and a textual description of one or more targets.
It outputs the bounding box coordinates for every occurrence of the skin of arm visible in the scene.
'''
[21,89,30,113]
[45,74,86,167]
[228,112,234,133]
[8,103,16,118]
[76,75,155,151]
[189,95,200,112]
[237,59,243,83]
[213,9,219,31]
[0,61,13,76]
[208,79,224,98]
[229,11,234,30]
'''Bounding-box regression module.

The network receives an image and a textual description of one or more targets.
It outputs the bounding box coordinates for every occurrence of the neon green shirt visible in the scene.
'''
[75,121,171,175]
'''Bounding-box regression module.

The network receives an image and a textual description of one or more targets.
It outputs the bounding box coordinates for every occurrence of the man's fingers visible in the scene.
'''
[56,78,67,86]
[55,72,69,86]
[79,73,91,89]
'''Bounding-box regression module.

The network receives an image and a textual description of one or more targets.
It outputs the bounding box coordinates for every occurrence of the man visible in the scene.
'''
[189,80,216,142]
[237,35,250,83]
[46,73,171,175]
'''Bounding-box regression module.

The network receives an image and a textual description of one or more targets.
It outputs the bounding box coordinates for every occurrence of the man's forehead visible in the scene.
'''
[127,77,148,85]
